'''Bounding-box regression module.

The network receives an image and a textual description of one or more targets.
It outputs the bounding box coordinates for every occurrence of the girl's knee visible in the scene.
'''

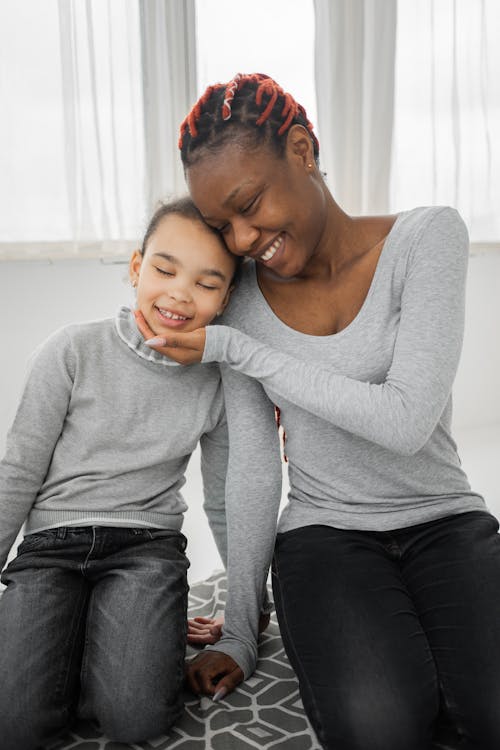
[0,706,63,750]
[91,664,185,741]
[85,652,185,742]
[99,702,181,743]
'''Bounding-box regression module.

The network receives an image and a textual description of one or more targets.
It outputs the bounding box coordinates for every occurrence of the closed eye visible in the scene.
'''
[241,195,259,214]
[155,266,174,276]
[212,196,259,233]
[197,282,218,290]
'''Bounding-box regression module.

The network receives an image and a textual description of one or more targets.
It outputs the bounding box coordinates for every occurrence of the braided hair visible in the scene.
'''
[179,73,319,168]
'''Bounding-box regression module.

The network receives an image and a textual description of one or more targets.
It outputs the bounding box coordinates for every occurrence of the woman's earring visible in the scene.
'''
[131,278,138,288]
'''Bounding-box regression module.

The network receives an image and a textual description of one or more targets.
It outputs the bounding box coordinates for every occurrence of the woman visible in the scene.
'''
[138,73,500,750]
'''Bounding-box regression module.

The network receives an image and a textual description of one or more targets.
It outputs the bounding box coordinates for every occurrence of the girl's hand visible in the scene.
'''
[187,616,224,645]
[187,612,271,645]
[133,310,206,365]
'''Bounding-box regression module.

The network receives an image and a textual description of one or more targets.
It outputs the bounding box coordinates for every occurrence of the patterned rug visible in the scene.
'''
[45,571,321,750]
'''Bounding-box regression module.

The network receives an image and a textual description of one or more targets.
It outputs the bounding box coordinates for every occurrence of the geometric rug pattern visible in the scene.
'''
[45,571,321,750]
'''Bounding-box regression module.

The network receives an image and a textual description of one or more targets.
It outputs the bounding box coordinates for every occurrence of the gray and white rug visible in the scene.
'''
[45,571,321,750]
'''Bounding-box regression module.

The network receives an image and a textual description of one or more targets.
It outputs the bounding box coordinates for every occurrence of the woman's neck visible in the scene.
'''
[304,195,397,282]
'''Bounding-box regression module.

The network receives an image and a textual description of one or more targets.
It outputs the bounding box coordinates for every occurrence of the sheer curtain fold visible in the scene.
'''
[313,0,397,215]
[54,0,198,255]
[314,0,500,241]
[57,0,146,252]
[390,0,500,242]
[139,0,197,213]
[1,0,197,259]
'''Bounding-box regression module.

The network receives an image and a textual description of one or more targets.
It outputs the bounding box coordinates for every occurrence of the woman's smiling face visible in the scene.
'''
[129,214,236,335]
[186,128,328,279]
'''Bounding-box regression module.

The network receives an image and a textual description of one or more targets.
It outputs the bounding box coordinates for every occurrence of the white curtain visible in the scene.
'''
[314,0,500,242]
[390,0,500,243]
[58,0,197,254]
[313,0,397,215]
[0,0,197,260]
[58,0,146,253]
[139,0,197,213]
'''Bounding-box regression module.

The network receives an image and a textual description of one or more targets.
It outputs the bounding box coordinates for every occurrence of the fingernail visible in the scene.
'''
[212,687,227,702]
[144,336,167,347]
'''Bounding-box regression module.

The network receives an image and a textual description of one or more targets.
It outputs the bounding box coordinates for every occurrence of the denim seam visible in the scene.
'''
[54,579,89,713]
[79,582,98,691]
[435,678,465,741]
[80,527,97,576]
[171,593,188,708]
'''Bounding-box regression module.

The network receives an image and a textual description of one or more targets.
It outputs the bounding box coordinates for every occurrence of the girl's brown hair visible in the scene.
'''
[141,196,243,282]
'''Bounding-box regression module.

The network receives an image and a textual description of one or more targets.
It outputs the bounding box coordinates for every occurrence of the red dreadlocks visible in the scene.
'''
[178,72,319,161]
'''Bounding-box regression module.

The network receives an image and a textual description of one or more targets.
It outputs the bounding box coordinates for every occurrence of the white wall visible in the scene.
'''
[1,250,500,579]
[452,249,500,430]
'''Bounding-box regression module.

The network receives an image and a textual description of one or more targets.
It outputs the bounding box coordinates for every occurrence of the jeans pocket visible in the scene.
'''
[18,529,60,554]
[146,529,188,552]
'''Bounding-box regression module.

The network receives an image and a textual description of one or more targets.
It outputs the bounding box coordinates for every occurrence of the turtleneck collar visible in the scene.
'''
[114,306,180,367]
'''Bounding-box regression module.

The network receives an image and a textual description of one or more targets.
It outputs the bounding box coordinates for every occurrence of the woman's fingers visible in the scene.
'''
[132,310,206,364]
[186,651,243,697]
[211,666,244,701]
[143,328,205,354]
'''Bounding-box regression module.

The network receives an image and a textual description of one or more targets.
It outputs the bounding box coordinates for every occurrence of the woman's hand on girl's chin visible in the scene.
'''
[133,309,206,364]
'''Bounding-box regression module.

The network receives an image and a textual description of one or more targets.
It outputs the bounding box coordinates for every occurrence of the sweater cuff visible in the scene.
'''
[203,636,257,680]
[202,325,231,364]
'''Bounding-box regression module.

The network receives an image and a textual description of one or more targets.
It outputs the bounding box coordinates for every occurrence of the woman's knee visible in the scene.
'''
[315,714,432,750]
[461,707,500,750]
[305,685,434,750]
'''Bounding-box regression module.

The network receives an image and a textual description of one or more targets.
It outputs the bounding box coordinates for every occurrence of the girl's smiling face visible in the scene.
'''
[129,214,236,334]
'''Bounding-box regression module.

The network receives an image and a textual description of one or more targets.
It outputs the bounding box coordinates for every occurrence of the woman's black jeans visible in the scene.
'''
[272,511,500,750]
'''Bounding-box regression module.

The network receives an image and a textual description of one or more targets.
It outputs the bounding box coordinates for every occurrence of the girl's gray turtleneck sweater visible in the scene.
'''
[0,306,278,678]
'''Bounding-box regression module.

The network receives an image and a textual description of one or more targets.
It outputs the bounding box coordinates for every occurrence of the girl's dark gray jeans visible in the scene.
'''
[0,525,189,749]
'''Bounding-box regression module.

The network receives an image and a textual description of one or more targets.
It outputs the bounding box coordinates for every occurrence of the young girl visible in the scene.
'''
[137,73,500,749]
[0,197,263,749]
